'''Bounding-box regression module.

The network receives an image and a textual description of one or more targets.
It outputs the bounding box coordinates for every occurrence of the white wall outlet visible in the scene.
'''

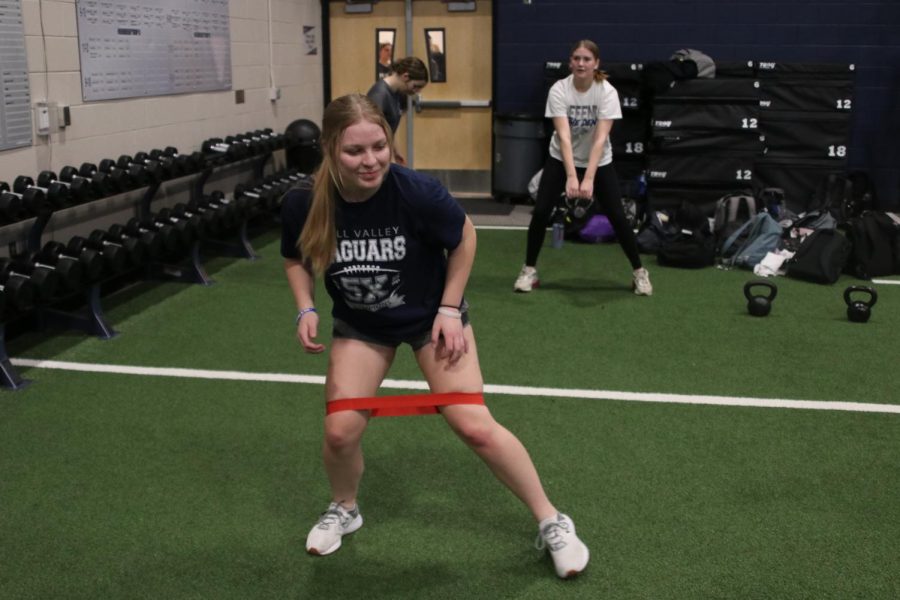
[34,102,64,135]
[269,87,281,102]
[35,102,51,136]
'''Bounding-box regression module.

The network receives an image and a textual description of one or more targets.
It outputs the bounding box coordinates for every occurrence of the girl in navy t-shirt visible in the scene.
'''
[282,93,589,579]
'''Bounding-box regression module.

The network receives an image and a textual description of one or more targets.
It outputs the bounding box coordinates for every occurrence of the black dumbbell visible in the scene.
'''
[185,196,231,237]
[40,241,105,283]
[157,206,204,240]
[194,191,240,231]
[201,137,248,161]
[258,178,292,208]
[0,261,36,312]
[225,135,258,155]
[233,182,278,212]
[117,154,162,184]
[94,159,138,191]
[143,215,190,257]
[267,171,313,199]
[135,151,180,179]
[0,181,24,222]
[238,131,274,153]
[65,165,111,197]
[210,190,245,223]
[68,235,128,275]
[37,170,93,204]
[262,174,293,192]
[255,128,286,149]
[88,229,145,268]
[151,147,205,174]
[101,157,143,188]
[176,199,222,236]
[151,209,196,248]
[168,203,210,237]
[0,257,59,304]
[230,134,265,155]
[124,217,181,257]
[79,162,124,195]
[0,180,47,218]
[14,175,70,210]
[108,223,163,262]
[26,250,84,293]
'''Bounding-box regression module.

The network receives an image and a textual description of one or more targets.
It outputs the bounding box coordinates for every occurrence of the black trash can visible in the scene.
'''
[492,113,547,200]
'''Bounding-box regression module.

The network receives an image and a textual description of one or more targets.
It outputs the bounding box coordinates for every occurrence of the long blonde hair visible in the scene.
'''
[571,39,608,83]
[298,93,394,275]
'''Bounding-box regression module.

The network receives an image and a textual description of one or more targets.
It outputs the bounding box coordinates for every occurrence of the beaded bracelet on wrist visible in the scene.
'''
[295,307,317,324]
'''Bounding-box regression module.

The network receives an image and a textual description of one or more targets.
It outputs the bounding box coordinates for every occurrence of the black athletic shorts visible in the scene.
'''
[333,306,470,351]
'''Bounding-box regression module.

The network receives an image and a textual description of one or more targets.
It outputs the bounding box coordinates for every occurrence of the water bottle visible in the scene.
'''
[551,218,565,249]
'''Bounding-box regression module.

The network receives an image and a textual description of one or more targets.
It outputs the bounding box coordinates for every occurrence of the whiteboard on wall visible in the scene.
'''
[76,0,232,102]
[0,0,33,151]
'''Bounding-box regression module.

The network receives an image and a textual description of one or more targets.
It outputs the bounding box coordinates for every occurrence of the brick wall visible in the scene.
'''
[4,0,324,180]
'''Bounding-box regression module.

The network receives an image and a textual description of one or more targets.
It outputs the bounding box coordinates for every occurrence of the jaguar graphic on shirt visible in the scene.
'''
[331,226,407,312]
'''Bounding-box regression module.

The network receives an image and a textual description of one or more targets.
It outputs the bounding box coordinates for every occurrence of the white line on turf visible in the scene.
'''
[474,225,528,231]
[871,278,900,285]
[11,358,900,415]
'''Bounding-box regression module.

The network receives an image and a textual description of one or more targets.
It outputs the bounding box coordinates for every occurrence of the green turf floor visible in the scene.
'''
[2,229,899,599]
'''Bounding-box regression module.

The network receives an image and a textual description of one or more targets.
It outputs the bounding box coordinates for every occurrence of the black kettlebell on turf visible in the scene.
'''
[744,280,777,317]
[844,285,877,323]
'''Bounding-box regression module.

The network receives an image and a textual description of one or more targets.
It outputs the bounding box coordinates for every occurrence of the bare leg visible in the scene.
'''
[415,325,557,522]
[322,337,396,507]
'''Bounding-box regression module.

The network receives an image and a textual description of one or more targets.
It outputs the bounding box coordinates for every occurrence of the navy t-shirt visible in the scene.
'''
[281,165,466,343]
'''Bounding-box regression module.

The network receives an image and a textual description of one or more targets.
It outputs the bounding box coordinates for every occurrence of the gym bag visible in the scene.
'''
[657,203,716,268]
[713,190,757,250]
[813,171,876,223]
[636,210,679,254]
[719,212,783,269]
[657,228,715,268]
[786,229,851,284]
[782,210,838,252]
[844,211,899,279]
[670,49,716,78]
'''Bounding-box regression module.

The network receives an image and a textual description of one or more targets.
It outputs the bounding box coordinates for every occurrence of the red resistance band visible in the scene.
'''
[326,392,485,417]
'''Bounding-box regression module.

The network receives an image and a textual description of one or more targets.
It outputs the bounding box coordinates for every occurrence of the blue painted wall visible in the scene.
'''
[494,0,900,207]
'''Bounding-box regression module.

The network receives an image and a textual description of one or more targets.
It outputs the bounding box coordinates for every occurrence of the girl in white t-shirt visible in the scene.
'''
[514,40,652,296]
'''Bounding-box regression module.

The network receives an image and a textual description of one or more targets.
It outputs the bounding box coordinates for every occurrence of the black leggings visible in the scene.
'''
[526,157,642,270]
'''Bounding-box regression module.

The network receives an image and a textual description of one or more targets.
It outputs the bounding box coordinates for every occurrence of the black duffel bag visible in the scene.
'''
[786,229,851,284]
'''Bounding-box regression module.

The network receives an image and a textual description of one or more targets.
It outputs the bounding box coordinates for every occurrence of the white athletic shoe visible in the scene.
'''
[632,267,653,296]
[306,502,363,556]
[536,513,590,578]
[514,265,539,293]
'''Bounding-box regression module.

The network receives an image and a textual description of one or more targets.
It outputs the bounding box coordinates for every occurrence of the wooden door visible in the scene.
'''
[328,1,493,194]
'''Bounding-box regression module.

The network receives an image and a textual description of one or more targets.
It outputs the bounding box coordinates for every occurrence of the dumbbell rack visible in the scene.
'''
[184,153,272,267]
[0,325,29,389]
[0,205,116,390]
[138,177,215,286]
[0,163,222,389]
[2,130,292,390]
[25,206,117,339]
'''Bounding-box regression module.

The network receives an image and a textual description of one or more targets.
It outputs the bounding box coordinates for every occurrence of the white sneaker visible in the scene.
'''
[536,513,590,578]
[514,265,539,293]
[632,267,653,296]
[306,502,363,556]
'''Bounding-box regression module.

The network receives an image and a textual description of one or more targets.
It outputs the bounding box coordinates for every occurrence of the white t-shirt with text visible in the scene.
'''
[545,75,622,168]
